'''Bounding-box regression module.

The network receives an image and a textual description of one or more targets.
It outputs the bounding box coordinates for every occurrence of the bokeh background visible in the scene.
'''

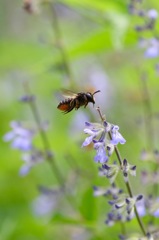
[1,0,159,239]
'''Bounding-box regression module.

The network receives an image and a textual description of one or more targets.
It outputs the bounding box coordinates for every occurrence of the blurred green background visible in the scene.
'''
[1,0,159,239]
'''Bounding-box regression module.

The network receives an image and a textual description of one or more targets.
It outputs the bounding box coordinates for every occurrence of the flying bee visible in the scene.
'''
[57,89,100,114]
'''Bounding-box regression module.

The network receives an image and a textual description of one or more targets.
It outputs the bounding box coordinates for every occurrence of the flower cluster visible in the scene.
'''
[129,0,159,76]
[106,194,143,225]
[19,150,44,176]
[93,183,123,199]
[98,159,136,184]
[128,0,158,32]
[3,120,45,176]
[82,121,126,164]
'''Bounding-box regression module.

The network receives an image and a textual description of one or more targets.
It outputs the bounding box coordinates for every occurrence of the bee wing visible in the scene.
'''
[61,89,78,99]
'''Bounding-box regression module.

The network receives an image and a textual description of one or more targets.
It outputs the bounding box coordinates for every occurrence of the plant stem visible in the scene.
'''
[50,2,74,87]
[22,81,79,211]
[115,145,147,236]
[140,73,154,149]
[23,81,65,185]
[97,107,147,236]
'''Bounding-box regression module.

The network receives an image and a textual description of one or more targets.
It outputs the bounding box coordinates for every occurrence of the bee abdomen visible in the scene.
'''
[57,98,71,107]
[57,98,75,113]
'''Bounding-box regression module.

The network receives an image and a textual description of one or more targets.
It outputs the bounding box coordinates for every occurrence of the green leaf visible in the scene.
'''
[79,188,97,221]
[68,28,112,59]
[61,0,125,13]
[51,213,97,229]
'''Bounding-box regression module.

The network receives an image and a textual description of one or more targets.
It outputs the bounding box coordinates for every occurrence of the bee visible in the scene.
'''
[57,89,100,114]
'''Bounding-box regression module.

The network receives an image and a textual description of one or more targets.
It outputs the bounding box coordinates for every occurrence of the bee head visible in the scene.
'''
[86,90,100,106]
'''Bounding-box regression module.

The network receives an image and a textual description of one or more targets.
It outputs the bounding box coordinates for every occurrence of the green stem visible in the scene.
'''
[23,82,64,185]
[22,82,78,210]
[50,2,74,87]
[115,145,147,236]
[115,144,147,236]
[140,73,154,149]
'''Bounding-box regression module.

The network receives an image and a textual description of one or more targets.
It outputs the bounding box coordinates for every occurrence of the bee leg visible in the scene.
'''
[84,101,88,108]
[75,99,80,110]
[64,99,75,114]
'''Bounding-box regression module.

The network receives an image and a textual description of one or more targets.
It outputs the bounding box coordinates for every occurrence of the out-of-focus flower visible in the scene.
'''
[3,121,35,151]
[149,197,159,217]
[102,163,120,184]
[23,0,40,14]
[140,149,154,161]
[147,9,158,19]
[140,149,159,163]
[105,212,122,226]
[126,195,143,217]
[107,194,143,223]
[144,38,159,58]
[141,170,159,185]
[31,186,61,217]
[106,194,129,224]
[136,197,146,217]
[19,150,44,176]
[139,37,159,58]
[93,186,108,197]
[19,94,35,103]
[93,184,122,199]
[121,159,136,182]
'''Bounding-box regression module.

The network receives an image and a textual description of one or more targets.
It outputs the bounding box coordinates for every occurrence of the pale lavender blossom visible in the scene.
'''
[82,121,105,147]
[19,150,44,176]
[93,184,122,199]
[94,141,108,163]
[122,159,136,182]
[150,197,159,218]
[93,186,107,197]
[147,9,158,19]
[102,163,120,184]
[31,186,61,217]
[126,195,143,218]
[3,121,35,151]
[144,38,159,58]
[110,125,126,145]
[82,121,126,164]
[136,197,146,217]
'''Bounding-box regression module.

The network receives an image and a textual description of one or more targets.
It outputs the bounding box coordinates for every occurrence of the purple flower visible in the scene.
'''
[31,186,61,217]
[139,38,159,58]
[147,9,158,19]
[93,186,107,197]
[82,121,126,164]
[3,121,35,151]
[150,197,159,218]
[102,163,120,183]
[145,46,159,58]
[126,195,143,217]
[19,150,44,176]
[136,197,146,217]
[144,38,159,58]
[82,122,105,147]
[82,134,95,147]
[110,125,126,145]
[94,141,108,163]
